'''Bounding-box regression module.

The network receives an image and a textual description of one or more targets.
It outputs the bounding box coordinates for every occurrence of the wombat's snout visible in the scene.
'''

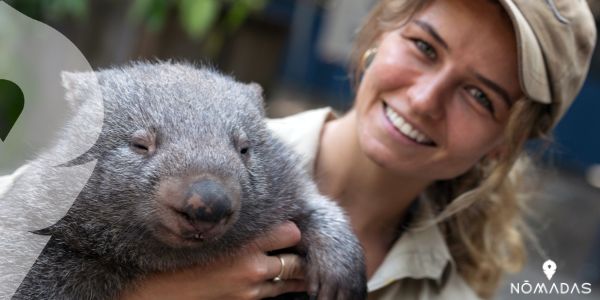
[183,180,232,224]
[156,176,240,245]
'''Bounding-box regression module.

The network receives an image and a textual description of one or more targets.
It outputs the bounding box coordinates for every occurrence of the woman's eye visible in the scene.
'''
[414,39,437,60]
[467,87,495,114]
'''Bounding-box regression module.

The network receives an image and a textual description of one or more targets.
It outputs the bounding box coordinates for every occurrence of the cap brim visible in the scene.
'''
[498,0,552,104]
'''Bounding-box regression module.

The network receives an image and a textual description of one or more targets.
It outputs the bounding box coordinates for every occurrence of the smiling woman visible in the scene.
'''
[343,0,596,298]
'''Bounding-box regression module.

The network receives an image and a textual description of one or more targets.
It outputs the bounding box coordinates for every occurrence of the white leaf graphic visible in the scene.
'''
[0,2,102,297]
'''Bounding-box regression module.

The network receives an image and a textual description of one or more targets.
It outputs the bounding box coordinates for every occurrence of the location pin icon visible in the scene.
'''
[543,259,557,280]
[0,79,24,142]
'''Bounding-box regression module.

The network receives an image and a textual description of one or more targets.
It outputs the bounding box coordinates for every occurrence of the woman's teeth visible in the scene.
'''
[385,105,434,145]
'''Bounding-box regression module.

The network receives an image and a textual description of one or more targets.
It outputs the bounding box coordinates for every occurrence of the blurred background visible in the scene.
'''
[2,0,600,298]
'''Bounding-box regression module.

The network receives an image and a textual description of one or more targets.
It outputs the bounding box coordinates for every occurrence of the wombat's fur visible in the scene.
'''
[5,62,366,299]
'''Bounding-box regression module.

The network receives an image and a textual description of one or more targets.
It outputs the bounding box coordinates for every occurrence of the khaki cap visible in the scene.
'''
[498,0,597,124]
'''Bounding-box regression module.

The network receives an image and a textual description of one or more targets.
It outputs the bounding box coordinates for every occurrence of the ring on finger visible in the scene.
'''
[272,255,285,283]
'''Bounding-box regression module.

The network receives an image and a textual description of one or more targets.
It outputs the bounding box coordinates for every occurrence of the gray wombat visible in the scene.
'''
[6,62,366,299]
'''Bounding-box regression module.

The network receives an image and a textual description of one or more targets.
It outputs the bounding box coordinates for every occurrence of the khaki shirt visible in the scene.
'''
[267,107,481,300]
[0,108,480,299]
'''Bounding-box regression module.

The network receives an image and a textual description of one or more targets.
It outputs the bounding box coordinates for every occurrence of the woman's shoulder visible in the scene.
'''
[266,107,336,174]
[266,107,334,144]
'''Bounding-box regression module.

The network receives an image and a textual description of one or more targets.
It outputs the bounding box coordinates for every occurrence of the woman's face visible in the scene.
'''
[355,0,523,180]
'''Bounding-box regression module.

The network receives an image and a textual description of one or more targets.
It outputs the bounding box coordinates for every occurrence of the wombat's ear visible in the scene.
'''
[61,71,101,111]
[247,82,266,115]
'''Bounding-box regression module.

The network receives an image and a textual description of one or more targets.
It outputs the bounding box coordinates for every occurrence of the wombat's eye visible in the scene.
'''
[130,129,156,156]
[238,139,250,156]
[131,142,148,152]
[235,131,250,158]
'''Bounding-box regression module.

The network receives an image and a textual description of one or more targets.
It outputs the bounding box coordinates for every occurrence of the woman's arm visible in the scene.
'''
[120,222,306,300]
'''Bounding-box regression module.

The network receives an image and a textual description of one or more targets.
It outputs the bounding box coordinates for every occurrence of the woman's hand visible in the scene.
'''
[121,221,306,300]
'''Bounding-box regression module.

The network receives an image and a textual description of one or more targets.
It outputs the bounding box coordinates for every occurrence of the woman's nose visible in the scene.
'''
[406,75,448,120]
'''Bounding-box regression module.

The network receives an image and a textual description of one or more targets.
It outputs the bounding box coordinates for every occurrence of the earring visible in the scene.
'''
[361,47,378,70]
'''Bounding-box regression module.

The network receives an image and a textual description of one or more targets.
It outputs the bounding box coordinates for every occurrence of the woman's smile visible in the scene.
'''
[381,100,436,147]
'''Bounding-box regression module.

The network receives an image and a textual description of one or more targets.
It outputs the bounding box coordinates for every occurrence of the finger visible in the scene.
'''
[257,279,307,299]
[262,253,305,281]
[251,221,301,252]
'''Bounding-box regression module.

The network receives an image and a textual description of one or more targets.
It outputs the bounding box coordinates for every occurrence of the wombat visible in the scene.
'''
[5,62,366,299]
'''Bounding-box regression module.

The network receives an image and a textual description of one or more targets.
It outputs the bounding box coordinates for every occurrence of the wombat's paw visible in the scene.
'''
[304,246,367,300]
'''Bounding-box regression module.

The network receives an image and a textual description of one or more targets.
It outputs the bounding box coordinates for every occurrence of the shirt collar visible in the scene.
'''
[367,199,454,291]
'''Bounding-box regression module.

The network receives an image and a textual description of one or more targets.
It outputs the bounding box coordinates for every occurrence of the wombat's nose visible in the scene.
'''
[183,179,232,223]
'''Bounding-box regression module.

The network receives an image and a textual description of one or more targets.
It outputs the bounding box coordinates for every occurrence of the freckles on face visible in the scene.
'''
[353,0,522,180]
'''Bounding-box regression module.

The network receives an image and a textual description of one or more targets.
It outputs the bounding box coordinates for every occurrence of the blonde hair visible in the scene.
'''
[350,0,555,298]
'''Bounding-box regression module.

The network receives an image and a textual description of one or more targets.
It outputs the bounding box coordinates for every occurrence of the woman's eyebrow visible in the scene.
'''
[474,72,512,107]
[413,20,449,51]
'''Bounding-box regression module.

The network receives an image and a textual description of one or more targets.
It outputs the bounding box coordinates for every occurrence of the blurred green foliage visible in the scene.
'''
[6,0,268,40]
[131,0,268,38]
[5,0,88,20]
